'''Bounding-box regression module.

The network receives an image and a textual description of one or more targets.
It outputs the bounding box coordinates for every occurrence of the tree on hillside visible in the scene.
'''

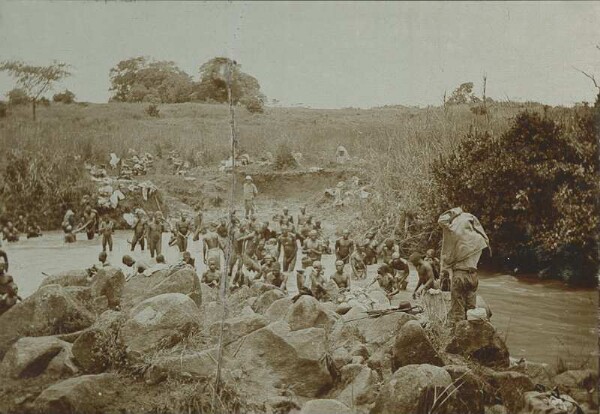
[7,88,30,105]
[0,60,71,120]
[53,89,76,104]
[109,57,194,103]
[194,57,265,112]
[446,82,480,105]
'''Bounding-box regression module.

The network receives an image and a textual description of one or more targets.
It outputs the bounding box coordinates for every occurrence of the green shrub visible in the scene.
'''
[430,105,599,285]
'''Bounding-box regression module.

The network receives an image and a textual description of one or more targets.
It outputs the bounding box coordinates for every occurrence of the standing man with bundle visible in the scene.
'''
[243,175,258,219]
[438,207,490,325]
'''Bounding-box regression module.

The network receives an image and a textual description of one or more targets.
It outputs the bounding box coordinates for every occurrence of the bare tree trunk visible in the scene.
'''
[32,99,36,121]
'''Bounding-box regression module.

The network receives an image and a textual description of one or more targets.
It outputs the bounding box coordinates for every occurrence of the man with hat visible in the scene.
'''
[243,175,258,218]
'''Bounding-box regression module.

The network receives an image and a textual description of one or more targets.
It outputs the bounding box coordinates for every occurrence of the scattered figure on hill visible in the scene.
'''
[175,213,191,253]
[99,216,115,252]
[438,207,489,324]
[2,222,19,242]
[182,251,195,268]
[409,253,436,300]
[335,145,351,164]
[390,252,409,289]
[302,230,323,268]
[330,260,351,291]
[350,243,367,279]
[130,210,147,252]
[193,207,204,241]
[203,223,224,268]
[26,222,42,238]
[122,254,149,281]
[146,212,165,258]
[278,226,298,272]
[335,229,354,264]
[243,175,258,218]
[15,215,28,234]
[201,259,221,287]
[264,261,288,293]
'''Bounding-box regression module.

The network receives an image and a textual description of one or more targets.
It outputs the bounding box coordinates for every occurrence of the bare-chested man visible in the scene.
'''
[147,212,165,258]
[409,253,436,300]
[175,214,191,253]
[130,210,147,251]
[335,229,354,264]
[281,207,294,227]
[278,226,298,272]
[192,208,204,241]
[330,260,351,291]
[350,243,367,279]
[390,252,409,290]
[302,230,323,269]
[203,223,224,269]
[201,259,220,287]
[264,262,288,293]
[99,216,115,252]
[380,238,399,265]
[308,261,327,301]
[297,207,308,228]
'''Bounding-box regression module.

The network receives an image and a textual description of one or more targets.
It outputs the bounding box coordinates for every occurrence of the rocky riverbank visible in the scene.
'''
[0,266,596,414]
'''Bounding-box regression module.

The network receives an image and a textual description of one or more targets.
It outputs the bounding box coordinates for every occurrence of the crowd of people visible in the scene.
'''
[1,215,42,243]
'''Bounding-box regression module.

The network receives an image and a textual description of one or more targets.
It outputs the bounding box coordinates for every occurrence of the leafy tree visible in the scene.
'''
[446,82,479,105]
[430,106,599,285]
[53,89,76,104]
[0,61,71,120]
[7,88,30,105]
[109,57,193,103]
[195,57,265,110]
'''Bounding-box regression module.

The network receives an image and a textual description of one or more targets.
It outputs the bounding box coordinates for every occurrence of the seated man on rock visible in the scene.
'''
[87,251,112,280]
[308,261,327,301]
[409,252,436,300]
[182,251,195,268]
[264,262,288,293]
[122,255,149,281]
[330,260,351,291]
[201,259,221,288]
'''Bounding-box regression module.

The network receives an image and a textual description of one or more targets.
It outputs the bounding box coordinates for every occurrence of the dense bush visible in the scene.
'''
[7,88,29,105]
[0,150,95,229]
[53,89,76,104]
[274,142,297,170]
[146,104,160,117]
[430,104,599,285]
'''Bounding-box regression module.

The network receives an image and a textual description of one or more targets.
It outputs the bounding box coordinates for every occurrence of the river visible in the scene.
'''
[3,230,597,370]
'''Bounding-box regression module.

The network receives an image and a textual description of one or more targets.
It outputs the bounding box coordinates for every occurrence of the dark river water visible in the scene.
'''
[3,231,597,370]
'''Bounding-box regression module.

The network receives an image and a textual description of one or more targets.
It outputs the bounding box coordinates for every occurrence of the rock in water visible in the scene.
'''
[89,267,125,309]
[252,289,286,314]
[0,336,72,378]
[0,284,95,359]
[120,293,202,360]
[371,364,452,414]
[300,399,353,414]
[34,373,119,414]
[391,320,444,371]
[121,267,202,310]
[446,320,510,368]
[39,269,89,288]
[286,295,337,331]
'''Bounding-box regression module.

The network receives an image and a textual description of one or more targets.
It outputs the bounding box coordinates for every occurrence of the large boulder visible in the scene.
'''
[335,365,380,407]
[553,369,598,407]
[230,321,333,398]
[391,320,444,371]
[252,289,286,314]
[300,399,353,414]
[120,293,202,360]
[0,284,95,359]
[40,269,89,288]
[121,267,202,310]
[444,365,487,414]
[483,370,534,413]
[147,348,222,384]
[72,310,123,373]
[446,321,510,368]
[332,306,416,347]
[264,297,293,322]
[33,373,119,414]
[371,364,453,414]
[208,314,268,344]
[286,295,337,331]
[523,391,580,414]
[89,267,125,309]
[0,336,74,378]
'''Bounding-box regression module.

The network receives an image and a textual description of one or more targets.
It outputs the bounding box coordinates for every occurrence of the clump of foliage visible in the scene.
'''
[53,89,76,104]
[146,103,160,117]
[430,104,599,285]
[0,101,7,118]
[109,56,194,103]
[274,142,297,170]
[446,82,480,105]
[7,88,30,105]
[244,96,265,114]
[0,150,95,229]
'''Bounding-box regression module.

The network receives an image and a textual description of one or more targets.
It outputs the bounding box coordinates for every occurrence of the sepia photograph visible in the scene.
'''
[0,1,598,413]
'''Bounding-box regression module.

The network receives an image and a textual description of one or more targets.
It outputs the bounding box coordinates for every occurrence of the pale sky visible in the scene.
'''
[0,1,598,108]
